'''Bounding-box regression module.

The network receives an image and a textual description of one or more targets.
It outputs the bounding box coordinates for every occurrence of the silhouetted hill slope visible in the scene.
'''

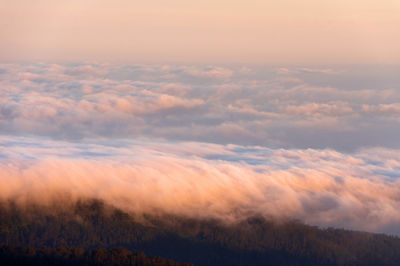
[1,199,400,265]
[0,245,192,266]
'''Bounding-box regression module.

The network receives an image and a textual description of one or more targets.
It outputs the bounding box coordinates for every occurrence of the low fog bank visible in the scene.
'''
[1,136,400,235]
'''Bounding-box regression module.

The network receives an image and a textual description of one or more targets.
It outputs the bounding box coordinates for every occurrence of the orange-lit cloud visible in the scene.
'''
[1,136,400,234]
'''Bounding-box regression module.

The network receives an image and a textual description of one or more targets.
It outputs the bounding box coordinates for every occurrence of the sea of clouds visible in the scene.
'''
[1,63,400,234]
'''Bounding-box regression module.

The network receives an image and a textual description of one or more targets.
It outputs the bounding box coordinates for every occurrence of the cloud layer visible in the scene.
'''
[1,136,400,234]
[1,63,400,151]
[1,63,400,234]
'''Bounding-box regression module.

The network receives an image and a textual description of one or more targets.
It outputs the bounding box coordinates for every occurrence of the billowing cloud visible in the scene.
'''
[1,136,400,235]
[1,63,400,150]
[1,63,400,234]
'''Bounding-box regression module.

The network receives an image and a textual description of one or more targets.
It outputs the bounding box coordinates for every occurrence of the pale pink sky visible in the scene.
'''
[1,0,399,63]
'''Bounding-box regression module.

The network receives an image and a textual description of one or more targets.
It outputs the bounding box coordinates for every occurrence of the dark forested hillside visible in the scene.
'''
[1,199,400,266]
[0,245,192,266]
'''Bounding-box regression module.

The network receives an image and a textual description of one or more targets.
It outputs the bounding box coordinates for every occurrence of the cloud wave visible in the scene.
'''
[1,136,400,234]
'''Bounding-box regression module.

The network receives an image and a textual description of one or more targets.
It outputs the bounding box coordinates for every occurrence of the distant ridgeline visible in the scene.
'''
[1,199,400,266]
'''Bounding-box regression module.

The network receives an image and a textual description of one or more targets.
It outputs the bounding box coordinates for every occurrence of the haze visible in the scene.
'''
[1,0,399,64]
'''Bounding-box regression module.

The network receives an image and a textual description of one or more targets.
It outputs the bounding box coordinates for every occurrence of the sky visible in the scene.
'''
[1,1,400,235]
[1,0,400,64]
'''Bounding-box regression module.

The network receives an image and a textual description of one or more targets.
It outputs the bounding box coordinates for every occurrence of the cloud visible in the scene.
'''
[283,103,353,116]
[362,103,400,116]
[1,63,400,151]
[299,67,338,74]
[2,62,400,236]
[67,64,108,77]
[1,136,400,234]
[183,66,233,79]
[276,67,338,75]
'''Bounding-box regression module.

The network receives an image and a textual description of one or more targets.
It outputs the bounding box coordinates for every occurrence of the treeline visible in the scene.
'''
[0,245,192,266]
[1,199,400,265]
